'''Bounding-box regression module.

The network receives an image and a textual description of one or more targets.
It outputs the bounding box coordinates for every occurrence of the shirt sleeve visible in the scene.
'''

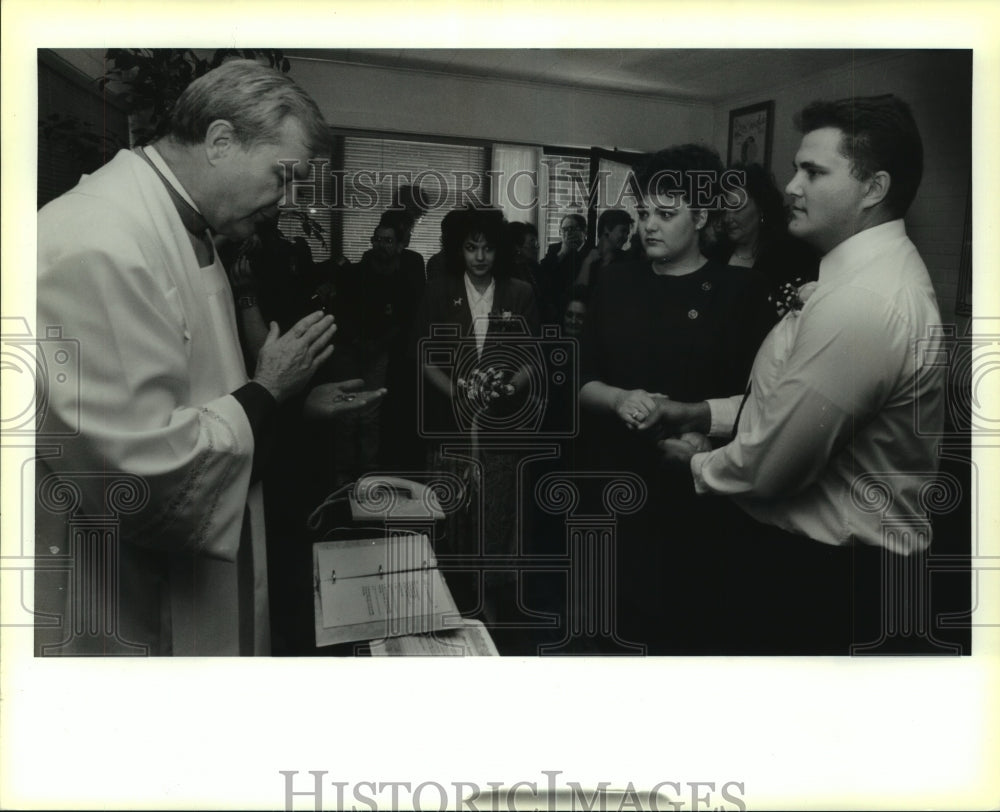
[37,203,256,562]
[706,395,743,438]
[692,285,907,500]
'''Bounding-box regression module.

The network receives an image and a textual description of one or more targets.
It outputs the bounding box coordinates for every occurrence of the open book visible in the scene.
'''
[312,533,460,648]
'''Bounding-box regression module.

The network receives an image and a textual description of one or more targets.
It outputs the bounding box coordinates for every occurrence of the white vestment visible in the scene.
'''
[35,149,269,656]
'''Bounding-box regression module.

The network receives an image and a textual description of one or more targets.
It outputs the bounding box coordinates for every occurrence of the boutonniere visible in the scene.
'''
[453,297,464,308]
[770,278,818,318]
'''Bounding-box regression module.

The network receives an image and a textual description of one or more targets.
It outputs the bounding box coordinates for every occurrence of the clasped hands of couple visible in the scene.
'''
[613,389,713,467]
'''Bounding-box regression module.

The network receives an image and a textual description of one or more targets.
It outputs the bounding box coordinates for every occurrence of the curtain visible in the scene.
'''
[491,144,542,233]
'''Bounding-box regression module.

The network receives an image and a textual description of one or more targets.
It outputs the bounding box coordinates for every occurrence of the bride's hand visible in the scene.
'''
[614,389,658,430]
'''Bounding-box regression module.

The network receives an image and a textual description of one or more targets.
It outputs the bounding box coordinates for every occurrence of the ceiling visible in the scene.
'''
[292,48,905,103]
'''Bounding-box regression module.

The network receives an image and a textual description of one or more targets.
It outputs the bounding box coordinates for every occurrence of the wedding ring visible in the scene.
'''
[631,411,640,420]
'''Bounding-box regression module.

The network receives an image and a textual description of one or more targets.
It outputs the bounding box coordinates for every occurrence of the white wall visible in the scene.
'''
[51,49,971,325]
[712,50,972,327]
[289,56,713,152]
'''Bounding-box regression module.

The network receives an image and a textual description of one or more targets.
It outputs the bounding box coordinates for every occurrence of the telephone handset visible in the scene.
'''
[349,475,445,521]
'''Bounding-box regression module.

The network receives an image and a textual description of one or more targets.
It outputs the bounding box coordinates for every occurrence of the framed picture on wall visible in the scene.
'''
[727,100,775,169]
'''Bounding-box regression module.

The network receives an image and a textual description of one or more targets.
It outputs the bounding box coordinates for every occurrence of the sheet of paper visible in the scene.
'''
[315,534,437,581]
[313,535,459,646]
[318,568,453,630]
[369,619,499,656]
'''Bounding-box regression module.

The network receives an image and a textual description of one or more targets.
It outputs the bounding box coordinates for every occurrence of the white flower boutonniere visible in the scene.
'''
[770,278,819,318]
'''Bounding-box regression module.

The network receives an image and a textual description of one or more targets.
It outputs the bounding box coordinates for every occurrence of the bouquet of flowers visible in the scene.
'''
[457,366,516,411]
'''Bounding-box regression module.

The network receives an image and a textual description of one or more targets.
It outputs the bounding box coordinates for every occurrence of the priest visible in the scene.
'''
[35,60,340,656]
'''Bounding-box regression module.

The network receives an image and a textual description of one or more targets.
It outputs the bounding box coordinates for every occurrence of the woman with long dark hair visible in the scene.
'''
[409,206,540,632]
[715,162,820,299]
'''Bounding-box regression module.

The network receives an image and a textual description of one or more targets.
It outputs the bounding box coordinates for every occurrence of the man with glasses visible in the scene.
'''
[538,212,592,325]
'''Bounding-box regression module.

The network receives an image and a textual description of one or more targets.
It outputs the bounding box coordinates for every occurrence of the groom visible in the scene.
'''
[644,95,945,653]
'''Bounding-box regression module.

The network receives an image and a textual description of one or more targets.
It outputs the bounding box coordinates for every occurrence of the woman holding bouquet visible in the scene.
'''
[410,206,540,635]
[415,206,539,429]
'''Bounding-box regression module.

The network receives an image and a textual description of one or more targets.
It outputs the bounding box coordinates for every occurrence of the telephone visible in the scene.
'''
[349,475,445,522]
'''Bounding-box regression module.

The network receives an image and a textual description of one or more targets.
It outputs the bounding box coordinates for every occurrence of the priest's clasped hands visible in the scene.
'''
[252,311,387,417]
[253,311,336,402]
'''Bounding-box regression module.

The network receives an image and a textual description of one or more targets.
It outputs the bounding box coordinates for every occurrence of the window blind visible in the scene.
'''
[339,136,490,265]
[37,53,129,209]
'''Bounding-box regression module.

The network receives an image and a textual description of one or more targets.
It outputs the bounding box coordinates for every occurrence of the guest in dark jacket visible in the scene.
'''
[537,211,590,325]
[506,219,542,296]
[330,219,412,483]
[576,208,634,290]
[413,206,539,433]
[368,208,427,469]
[410,206,540,629]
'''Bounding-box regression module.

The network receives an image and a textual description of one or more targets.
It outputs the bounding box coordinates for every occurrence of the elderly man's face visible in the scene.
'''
[210,117,313,241]
[371,226,400,260]
[560,217,586,251]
